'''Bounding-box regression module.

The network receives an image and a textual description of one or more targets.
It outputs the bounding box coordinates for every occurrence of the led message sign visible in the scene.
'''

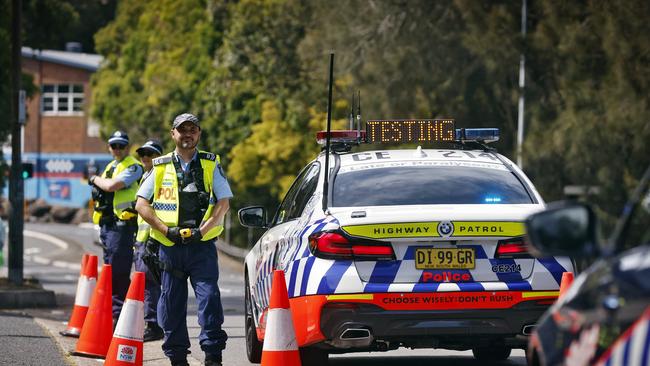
[365,119,455,143]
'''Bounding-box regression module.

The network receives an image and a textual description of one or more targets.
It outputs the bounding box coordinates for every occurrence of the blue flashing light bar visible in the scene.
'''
[455,128,500,143]
[484,196,503,203]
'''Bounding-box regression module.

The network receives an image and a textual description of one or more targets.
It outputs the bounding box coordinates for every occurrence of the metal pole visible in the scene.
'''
[516,0,527,168]
[9,0,24,285]
[36,53,42,199]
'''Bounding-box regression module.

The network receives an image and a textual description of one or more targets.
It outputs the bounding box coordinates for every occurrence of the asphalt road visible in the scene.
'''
[9,223,527,365]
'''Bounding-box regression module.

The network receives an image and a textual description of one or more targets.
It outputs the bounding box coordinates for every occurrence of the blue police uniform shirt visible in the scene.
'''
[136,150,233,201]
[110,159,144,187]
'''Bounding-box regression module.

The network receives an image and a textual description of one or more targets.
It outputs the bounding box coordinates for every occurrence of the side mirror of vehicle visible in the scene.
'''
[238,206,268,228]
[525,202,601,259]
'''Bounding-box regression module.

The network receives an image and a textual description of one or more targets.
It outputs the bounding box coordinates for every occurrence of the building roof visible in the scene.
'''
[22,47,103,71]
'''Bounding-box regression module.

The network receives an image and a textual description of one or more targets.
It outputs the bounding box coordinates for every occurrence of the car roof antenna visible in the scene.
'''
[322,52,335,214]
[356,90,362,142]
[349,91,355,129]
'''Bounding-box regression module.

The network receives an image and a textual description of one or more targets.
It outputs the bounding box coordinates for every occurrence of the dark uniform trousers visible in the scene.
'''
[134,240,161,324]
[100,221,137,318]
[157,239,227,362]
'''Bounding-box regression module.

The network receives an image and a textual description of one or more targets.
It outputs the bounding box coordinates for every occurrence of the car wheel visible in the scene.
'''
[245,274,263,363]
[300,346,328,366]
[472,346,511,361]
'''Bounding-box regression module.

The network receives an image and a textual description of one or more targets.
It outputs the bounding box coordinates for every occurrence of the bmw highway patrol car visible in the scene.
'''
[239,119,573,364]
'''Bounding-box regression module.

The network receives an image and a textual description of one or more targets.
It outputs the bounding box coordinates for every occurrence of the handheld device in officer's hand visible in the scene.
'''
[180,228,192,238]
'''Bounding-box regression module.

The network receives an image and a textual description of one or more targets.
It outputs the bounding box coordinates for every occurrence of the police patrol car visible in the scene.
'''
[239,118,573,364]
[525,164,650,366]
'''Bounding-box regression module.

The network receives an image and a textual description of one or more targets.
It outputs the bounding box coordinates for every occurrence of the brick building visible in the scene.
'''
[3,46,113,208]
[21,46,105,153]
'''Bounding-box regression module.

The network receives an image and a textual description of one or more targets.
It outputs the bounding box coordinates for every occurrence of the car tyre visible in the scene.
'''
[245,274,263,363]
[472,346,511,361]
[300,346,328,366]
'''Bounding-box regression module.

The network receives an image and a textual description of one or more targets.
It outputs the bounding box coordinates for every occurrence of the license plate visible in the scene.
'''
[415,248,475,269]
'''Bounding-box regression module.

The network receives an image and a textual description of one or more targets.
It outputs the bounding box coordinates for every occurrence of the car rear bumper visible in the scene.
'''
[278,290,558,351]
[320,301,545,350]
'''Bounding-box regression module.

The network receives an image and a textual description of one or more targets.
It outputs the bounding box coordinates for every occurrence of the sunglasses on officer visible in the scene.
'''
[110,143,127,150]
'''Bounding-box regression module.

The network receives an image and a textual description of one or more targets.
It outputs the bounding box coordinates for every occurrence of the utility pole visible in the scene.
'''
[9,0,24,285]
[516,0,527,168]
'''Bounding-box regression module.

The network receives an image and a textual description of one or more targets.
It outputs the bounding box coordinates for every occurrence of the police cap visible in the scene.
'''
[136,139,163,156]
[108,130,129,146]
[172,113,200,130]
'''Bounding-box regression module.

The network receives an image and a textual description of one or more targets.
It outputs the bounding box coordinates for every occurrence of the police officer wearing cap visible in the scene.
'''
[89,131,143,321]
[136,113,231,366]
[133,139,164,342]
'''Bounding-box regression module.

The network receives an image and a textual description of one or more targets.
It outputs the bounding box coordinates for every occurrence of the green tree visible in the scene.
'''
[0,0,37,190]
[21,0,116,52]
[300,0,525,153]
[455,0,649,239]
[523,1,650,237]
[92,0,225,146]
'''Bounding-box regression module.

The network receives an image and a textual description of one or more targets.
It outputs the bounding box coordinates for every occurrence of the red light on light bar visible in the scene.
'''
[316,130,366,145]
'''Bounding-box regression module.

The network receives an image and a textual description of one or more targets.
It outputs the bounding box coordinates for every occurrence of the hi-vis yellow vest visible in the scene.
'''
[92,155,142,225]
[149,151,224,246]
[135,215,150,242]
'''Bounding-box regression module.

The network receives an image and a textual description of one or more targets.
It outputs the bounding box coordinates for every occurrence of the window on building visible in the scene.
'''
[41,84,84,115]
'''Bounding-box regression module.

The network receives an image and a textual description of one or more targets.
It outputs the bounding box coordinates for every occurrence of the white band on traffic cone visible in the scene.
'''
[262,308,298,351]
[74,276,96,307]
[113,299,145,341]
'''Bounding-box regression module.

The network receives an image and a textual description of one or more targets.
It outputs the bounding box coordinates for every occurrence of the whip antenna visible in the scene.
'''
[322,53,335,213]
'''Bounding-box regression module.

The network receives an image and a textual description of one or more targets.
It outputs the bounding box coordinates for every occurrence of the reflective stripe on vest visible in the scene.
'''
[150,151,223,246]
[92,155,142,225]
[135,215,151,242]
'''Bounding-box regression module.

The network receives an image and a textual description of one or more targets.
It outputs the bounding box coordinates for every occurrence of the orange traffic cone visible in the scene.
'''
[80,253,89,274]
[559,271,574,298]
[73,264,114,358]
[60,254,98,337]
[261,270,301,366]
[104,271,145,366]
[79,253,90,274]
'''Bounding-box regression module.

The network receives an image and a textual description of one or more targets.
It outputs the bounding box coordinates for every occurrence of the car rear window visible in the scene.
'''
[332,166,534,206]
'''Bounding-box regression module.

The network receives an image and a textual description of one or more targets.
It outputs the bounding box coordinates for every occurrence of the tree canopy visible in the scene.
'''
[69,0,650,246]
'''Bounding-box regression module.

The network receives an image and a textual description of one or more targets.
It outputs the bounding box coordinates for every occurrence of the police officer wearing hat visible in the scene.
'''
[89,131,143,321]
[133,139,164,342]
[135,113,231,366]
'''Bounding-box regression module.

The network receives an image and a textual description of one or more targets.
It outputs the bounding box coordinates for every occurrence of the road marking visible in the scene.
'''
[24,247,41,255]
[32,256,51,265]
[23,230,81,271]
[24,230,69,250]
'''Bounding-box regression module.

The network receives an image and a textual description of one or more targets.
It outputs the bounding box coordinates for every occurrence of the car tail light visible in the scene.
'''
[308,231,395,261]
[495,237,531,258]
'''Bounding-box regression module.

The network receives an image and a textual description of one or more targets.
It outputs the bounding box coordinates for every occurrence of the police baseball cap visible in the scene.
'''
[107,130,129,145]
[172,113,200,130]
[136,139,163,156]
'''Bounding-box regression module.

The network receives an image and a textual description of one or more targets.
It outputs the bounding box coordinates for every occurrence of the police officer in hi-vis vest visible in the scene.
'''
[133,139,164,342]
[89,131,143,320]
[135,113,232,366]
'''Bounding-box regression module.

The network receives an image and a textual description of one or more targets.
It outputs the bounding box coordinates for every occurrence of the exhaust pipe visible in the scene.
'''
[522,324,535,335]
[340,328,371,340]
[328,326,374,348]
